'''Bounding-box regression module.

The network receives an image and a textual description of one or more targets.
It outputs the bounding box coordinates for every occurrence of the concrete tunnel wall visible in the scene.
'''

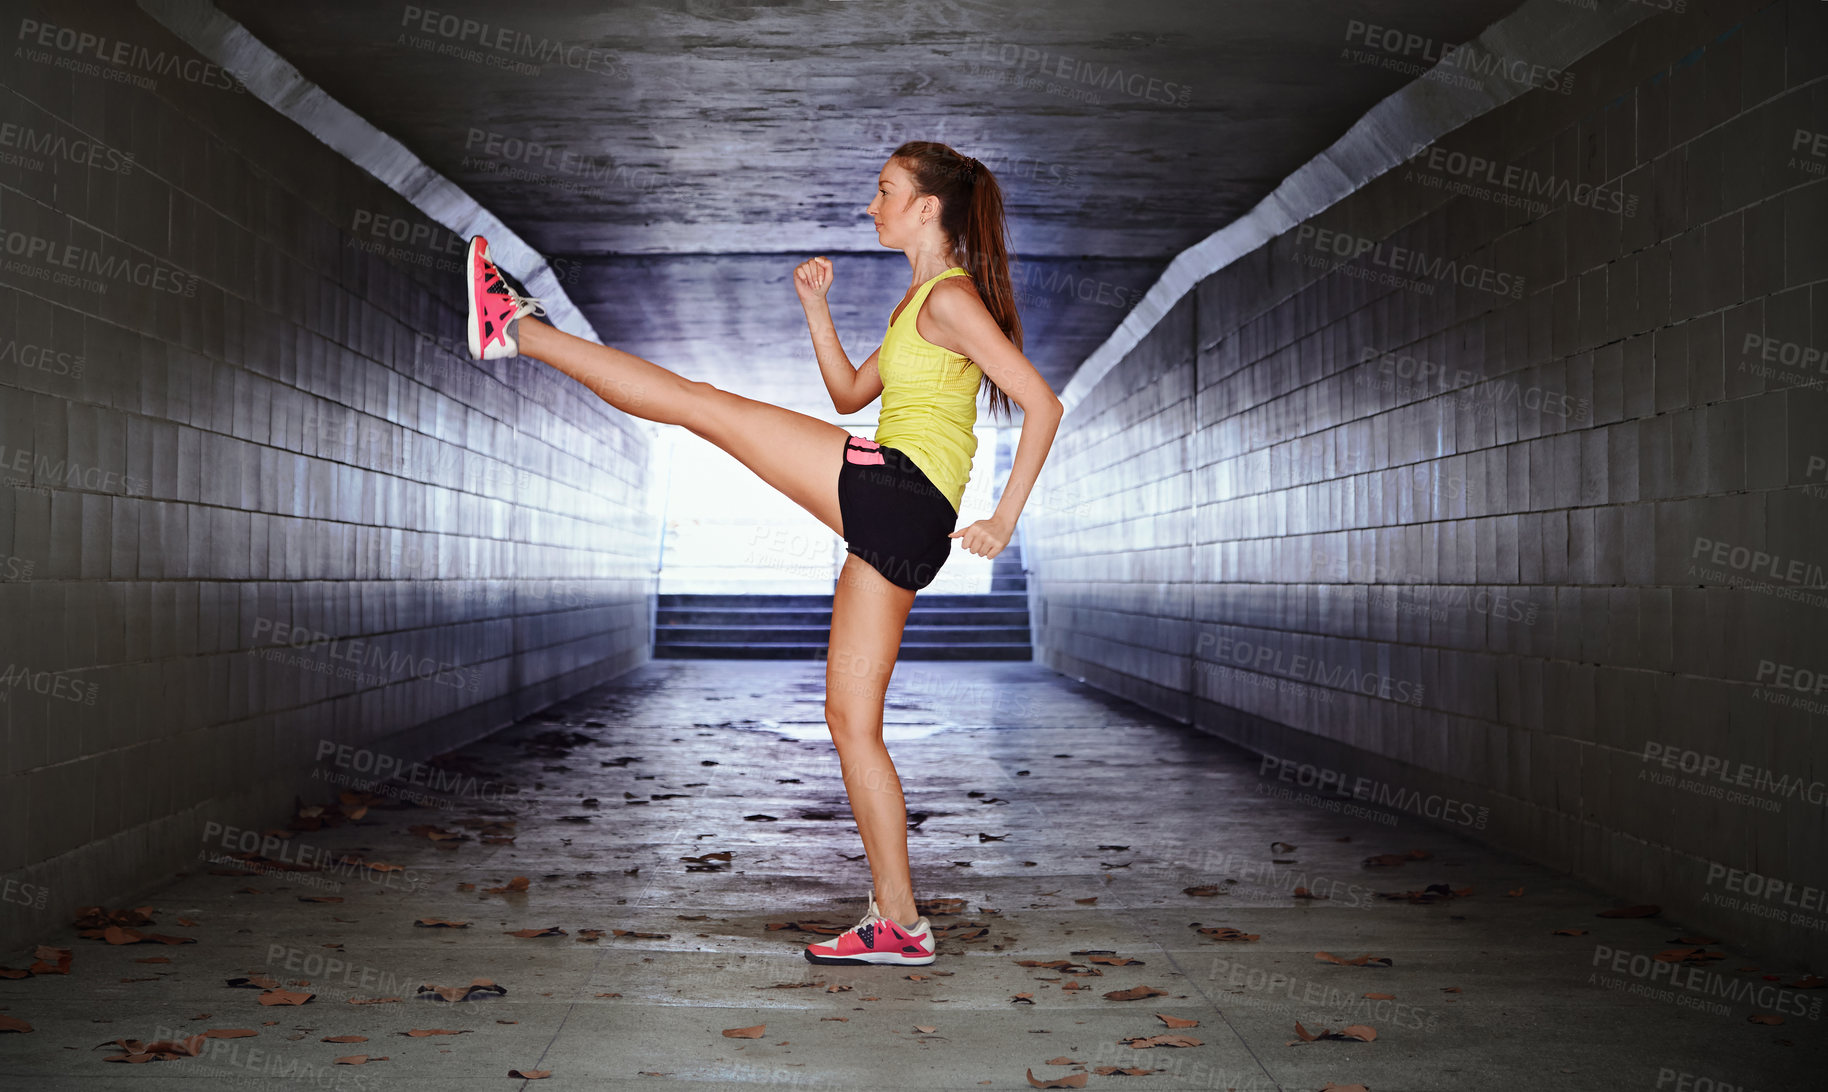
[1026,0,1828,969]
[0,1,661,953]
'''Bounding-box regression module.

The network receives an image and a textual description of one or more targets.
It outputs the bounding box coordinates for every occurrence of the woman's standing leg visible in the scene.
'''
[825,553,921,929]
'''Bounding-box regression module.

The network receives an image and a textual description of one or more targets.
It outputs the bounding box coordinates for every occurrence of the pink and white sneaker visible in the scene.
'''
[464,235,545,360]
[803,893,935,966]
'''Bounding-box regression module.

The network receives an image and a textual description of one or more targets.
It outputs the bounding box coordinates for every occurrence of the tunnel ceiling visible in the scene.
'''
[221,0,1521,419]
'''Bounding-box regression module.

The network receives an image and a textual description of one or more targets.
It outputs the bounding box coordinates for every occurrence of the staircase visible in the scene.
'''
[655,542,1032,660]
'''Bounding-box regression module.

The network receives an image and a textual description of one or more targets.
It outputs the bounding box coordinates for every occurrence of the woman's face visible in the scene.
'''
[867,159,930,250]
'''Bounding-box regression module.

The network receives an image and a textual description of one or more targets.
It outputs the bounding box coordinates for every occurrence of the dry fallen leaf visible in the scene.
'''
[257,988,314,1006]
[1749,1014,1785,1025]
[404,1029,471,1037]
[0,1015,33,1034]
[1552,929,1589,936]
[1103,985,1169,1001]
[1653,948,1723,964]
[414,918,470,928]
[1507,887,1525,897]
[417,979,506,1003]
[509,1070,552,1079]
[1183,885,1225,897]
[30,946,72,974]
[1155,1013,1199,1028]
[1363,993,1395,1001]
[505,927,567,939]
[1119,1033,1201,1048]
[1377,884,1471,904]
[322,1035,368,1043]
[1291,1021,1377,1044]
[334,1054,388,1065]
[1315,952,1392,967]
[1192,926,1260,942]
[1025,1069,1088,1088]
[914,1024,938,1033]
[722,1024,766,1039]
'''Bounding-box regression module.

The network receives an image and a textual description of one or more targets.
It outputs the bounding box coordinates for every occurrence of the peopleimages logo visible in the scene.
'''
[1407,142,1636,216]
[15,18,246,92]
[1688,537,1823,586]
[1703,864,1828,934]
[956,35,1193,108]
[1342,20,1574,95]
[399,5,628,78]
[0,121,135,175]
[1639,741,1826,811]
[1196,631,1426,705]
[1589,944,1822,1021]
[0,230,198,296]
[1293,225,1524,298]
[1258,755,1488,829]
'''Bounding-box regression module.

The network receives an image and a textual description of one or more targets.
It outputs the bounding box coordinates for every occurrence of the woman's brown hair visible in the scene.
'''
[890,141,1021,420]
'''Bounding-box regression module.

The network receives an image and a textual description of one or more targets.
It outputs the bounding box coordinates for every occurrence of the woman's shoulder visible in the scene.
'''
[923,273,982,315]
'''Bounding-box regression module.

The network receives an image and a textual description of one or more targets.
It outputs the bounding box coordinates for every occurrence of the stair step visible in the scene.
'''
[653,592,1030,660]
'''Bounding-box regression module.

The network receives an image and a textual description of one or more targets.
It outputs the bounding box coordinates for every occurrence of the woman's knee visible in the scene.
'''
[825,701,883,746]
[675,377,725,432]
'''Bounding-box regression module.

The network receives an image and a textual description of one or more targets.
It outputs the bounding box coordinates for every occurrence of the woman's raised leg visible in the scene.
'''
[517,318,852,536]
[824,553,921,929]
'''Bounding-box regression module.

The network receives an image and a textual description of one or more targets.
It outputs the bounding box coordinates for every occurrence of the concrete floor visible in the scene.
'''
[1,660,1821,1091]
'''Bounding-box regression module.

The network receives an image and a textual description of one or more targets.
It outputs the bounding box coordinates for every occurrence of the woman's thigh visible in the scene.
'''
[687,383,853,537]
[824,554,917,736]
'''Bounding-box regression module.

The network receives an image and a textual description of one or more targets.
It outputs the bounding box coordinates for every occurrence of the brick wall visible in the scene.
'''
[0,0,660,951]
[1028,0,1828,967]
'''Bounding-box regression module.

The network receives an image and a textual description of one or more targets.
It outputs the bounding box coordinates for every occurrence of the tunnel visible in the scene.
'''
[1,0,1825,1088]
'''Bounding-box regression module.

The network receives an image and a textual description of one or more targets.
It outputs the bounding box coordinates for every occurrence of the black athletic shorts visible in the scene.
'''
[836,435,958,591]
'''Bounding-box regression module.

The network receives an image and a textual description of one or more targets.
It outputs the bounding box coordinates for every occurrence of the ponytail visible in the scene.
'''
[890,141,1023,421]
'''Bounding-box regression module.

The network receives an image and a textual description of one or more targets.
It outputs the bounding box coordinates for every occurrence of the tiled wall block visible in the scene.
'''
[0,2,661,951]
[1028,0,1828,967]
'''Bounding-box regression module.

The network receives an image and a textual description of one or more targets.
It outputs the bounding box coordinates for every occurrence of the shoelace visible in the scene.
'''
[486,262,550,320]
[508,289,548,320]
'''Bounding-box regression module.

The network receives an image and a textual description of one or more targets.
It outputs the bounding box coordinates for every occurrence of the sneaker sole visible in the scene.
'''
[803,947,936,967]
[464,235,486,360]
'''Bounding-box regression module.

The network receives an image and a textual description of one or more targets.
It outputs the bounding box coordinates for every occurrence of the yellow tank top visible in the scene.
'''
[873,267,980,512]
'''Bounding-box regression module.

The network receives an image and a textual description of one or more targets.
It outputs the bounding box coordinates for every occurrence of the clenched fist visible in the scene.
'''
[794,256,834,304]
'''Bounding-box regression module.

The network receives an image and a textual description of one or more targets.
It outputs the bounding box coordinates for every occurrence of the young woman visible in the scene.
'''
[462,140,1063,966]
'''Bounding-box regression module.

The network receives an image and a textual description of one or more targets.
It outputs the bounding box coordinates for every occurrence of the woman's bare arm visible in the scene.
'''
[919,278,1064,559]
[795,256,885,414]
